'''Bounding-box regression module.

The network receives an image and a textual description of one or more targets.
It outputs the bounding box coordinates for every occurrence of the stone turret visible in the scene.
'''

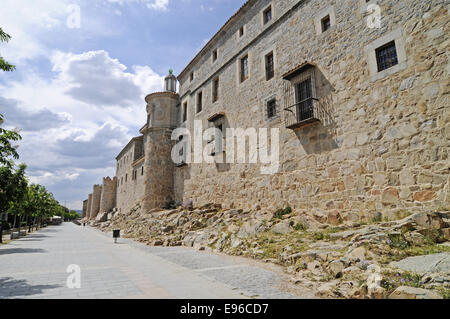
[90,184,102,220]
[82,199,88,218]
[164,69,177,92]
[142,70,179,212]
[99,176,117,214]
[86,194,92,219]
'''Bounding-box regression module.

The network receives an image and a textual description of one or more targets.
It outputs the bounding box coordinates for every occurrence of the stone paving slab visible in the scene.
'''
[0,223,299,299]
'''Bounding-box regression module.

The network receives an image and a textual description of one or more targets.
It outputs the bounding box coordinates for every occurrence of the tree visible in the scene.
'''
[0,114,22,168]
[0,27,15,72]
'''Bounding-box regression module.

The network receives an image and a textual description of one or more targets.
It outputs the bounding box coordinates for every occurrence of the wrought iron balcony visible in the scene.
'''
[284,97,320,129]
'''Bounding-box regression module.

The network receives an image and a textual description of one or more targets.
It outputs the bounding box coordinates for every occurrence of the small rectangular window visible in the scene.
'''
[265,52,274,80]
[141,166,144,176]
[263,6,272,25]
[190,72,194,82]
[182,102,188,122]
[239,26,244,37]
[212,78,219,102]
[321,15,331,33]
[197,92,203,113]
[376,41,398,72]
[267,99,277,118]
[240,55,249,82]
[212,49,218,62]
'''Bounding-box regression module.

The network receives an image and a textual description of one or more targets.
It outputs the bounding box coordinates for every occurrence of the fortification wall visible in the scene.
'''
[99,177,117,214]
[174,0,449,221]
[82,199,88,218]
[90,184,102,220]
[86,193,92,219]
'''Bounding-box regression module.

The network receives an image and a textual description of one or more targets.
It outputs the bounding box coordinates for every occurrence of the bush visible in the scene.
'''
[273,206,292,219]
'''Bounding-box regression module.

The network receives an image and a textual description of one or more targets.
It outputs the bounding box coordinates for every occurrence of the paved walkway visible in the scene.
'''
[0,223,298,299]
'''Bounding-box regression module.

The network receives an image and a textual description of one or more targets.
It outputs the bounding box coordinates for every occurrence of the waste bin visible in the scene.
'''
[113,229,120,243]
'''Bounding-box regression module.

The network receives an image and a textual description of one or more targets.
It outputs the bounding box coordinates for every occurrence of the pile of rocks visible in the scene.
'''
[96,204,449,299]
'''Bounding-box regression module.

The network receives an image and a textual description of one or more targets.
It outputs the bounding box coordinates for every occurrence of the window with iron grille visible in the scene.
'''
[197,92,202,113]
[212,78,219,102]
[321,15,331,33]
[240,55,249,82]
[376,41,398,72]
[296,78,314,122]
[265,52,274,80]
[263,6,272,25]
[182,102,187,122]
[267,99,276,118]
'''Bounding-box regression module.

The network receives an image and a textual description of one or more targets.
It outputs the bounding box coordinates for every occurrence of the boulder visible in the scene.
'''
[388,286,442,299]
[404,231,425,246]
[327,211,342,225]
[271,221,291,234]
[368,286,386,299]
[95,212,108,222]
[328,260,345,278]
[390,253,450,274]
[237,220,265,238]
[347,247,367,261]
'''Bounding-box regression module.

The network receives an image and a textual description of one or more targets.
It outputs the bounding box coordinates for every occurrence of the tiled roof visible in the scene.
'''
[282,61,316,80]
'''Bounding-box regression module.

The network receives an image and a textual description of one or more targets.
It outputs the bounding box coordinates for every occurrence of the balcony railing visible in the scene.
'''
[284,98,320,129]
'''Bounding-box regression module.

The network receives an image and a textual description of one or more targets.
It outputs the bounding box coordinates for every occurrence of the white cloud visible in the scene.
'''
[0,0,70,62]
[106,0,169,11]
[0,49,165,209]
[147,0,169,11]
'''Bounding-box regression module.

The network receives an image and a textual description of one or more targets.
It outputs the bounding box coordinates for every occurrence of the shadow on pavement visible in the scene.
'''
[39,228,61,233]
[0,277,61,298]
[21,234,52,238]
[0,248,47,255]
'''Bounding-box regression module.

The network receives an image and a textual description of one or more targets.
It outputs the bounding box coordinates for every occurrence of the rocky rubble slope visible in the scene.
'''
[95,204,450,299]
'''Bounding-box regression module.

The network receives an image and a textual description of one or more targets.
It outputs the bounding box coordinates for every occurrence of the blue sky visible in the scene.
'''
[0,0,245,209]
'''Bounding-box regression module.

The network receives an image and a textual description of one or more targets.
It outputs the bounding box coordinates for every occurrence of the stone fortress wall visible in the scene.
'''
[83,0,449,223]
[175,0,450,222]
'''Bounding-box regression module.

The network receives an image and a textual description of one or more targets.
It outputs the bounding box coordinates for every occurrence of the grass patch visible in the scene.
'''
[381,270,424,293]
[252,231,309,261]
[393,243,450,261]
[437,287,450,299]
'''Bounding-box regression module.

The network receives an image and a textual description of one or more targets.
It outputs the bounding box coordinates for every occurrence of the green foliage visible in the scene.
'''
[381,270,424,293]
[293,222,307,231]
[0,28,15,72]
[313,232,324,241]
[273,205,292,219]
[0,114,22,168]
[388,233,409,250]
[437,287,450,299]
[0,164,27,214]
[393,243,450,261]
[0,113,71,226]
